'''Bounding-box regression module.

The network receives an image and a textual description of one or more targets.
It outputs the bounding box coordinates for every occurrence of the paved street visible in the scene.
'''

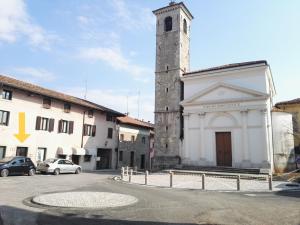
[0,172,299,225]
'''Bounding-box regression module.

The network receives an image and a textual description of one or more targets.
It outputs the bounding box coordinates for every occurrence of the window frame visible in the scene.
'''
[64,103,71,113]
[2,89,12,100]
[41,117,49,131]
[0,110,10,126]
[42,98,51,109]
[164,16,173,32]
[107,127,113,139]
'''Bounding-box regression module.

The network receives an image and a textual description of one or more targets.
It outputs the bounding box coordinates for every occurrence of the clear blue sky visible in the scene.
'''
[0,0,299,122]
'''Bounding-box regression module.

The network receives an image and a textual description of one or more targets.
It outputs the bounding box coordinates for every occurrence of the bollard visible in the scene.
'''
[268,174,273,191]
[121,167,124,180]
[129,169,133,183]
[145,170,149,185]
[126,166,129,176]
[134,166,138,175]
[202,174,205,190]
[237,175,240,191]
[169,171,173,188]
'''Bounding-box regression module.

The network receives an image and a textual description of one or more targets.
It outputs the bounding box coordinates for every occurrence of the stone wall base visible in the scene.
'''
[152,156,180,171]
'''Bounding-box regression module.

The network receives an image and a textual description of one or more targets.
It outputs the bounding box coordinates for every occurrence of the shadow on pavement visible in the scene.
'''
[274,190,300,198]
[0,206,219,225]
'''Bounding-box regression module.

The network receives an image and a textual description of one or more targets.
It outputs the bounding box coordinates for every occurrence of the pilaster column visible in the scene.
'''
[198,112,206,161]
[241,110,250,164]
[261,109,270,166]
[183,113,190,160]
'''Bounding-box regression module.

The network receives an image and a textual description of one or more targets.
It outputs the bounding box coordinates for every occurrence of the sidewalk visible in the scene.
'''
[122,173,300,192]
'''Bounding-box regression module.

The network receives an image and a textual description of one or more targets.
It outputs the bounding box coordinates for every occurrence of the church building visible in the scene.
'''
[153,2,292,173]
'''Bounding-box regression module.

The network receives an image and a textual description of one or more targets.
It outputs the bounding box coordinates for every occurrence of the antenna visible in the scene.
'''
[137,90,140,119]
[84,77,88,100]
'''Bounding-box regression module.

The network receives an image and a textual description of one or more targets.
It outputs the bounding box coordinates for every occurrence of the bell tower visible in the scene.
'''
[153,2,193,169]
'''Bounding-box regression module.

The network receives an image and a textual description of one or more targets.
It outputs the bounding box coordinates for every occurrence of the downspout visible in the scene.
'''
[81,110,86,148]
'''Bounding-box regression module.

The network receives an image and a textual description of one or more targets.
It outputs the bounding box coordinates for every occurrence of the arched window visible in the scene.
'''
[183,19,187,34]
[164,16,172,32]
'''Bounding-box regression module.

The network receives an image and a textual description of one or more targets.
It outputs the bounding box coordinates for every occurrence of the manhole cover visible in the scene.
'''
[32,192,138,208]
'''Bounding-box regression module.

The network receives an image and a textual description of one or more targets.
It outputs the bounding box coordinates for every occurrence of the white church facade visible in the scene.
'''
[181,61,275,170]
[153,2,294,173]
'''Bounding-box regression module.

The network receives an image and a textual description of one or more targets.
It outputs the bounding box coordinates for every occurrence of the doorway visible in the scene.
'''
[96,148,111,169]
[16,147,28,157]
[72,155,80,165]
[215,132,232,167]
[36,148,47,162]
[140,154,145,169]
[130,151,135,167]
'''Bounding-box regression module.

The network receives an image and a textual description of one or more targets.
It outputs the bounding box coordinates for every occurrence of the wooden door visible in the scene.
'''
[215,132,232,167]
[96,149,111,169]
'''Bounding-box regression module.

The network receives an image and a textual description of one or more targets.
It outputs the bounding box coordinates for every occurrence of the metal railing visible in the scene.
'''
[120,167,273,191]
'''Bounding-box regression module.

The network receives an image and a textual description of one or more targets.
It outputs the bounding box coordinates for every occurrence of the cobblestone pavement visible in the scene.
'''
[0,172,299,225]
[123,173,300,192]
[32,192,138,208]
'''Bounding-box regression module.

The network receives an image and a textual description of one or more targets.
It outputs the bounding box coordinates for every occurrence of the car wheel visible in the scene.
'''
[28,169,35,176]
[0,169,9,177]
[53,169,60,175]
[75,168,81,174]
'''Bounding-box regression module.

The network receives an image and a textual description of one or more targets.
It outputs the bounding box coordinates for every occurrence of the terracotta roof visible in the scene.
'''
[275,98,300,107]
[153,2,193,19]
[271,107,286,113]
[183,60,268,76]
[0,74,124,116]
[117,116,154,129]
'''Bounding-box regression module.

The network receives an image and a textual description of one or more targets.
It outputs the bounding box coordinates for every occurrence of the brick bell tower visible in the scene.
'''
[152,2,193,169]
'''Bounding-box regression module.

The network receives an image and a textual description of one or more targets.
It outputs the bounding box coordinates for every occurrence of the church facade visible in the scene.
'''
[152,2,288,173]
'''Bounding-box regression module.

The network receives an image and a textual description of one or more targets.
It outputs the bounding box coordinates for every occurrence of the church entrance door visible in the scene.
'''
[216,132,232,167]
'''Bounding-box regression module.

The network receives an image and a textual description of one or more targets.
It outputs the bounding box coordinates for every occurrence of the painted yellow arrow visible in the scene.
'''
[14,112,30,143]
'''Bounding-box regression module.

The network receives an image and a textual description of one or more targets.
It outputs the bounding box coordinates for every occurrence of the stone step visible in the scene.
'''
[178,165,262,174]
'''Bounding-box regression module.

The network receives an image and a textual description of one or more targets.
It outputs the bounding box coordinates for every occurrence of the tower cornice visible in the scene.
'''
[153,2,194,20]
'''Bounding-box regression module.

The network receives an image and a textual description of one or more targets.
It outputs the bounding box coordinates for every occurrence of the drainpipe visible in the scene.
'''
[81,110,86,148]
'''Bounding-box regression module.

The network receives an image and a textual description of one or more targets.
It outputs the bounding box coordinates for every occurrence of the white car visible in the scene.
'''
[37,158,81,175]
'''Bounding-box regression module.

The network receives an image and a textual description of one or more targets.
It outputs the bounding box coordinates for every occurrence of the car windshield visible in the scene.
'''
[0,157,14,163]
[44,159,58,163]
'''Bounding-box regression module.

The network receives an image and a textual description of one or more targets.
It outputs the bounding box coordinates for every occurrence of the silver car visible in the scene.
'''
[37,158,81,175]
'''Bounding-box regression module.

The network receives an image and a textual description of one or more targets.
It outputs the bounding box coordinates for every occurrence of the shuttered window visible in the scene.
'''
[36,116,54,132]
[2,90,12,100]
[84,124,96,137]
[58,120,74,134]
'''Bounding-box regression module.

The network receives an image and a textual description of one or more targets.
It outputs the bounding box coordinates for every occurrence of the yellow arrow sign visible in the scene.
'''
[14,112,30,143]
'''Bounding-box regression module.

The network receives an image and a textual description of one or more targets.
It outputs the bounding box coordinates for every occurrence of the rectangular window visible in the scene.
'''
[36,148,46,162]
[43,98,51,109]
[142,136,146,144]
[119,151,123,161]
[106,113,115,122]
[64,103,71,113]
[0,146,6,159]
[2,89,12,100]
[84,155,92,162]
[36,116,54,132]
[41,117,49,131]
[83,124,96,137]
[120,134,124,142]
[131,135,135,142]
[58,120,74,134]
[0,110,10,126]
[107,128,113,139]
[88,110,93,118]
[16,147,28,157]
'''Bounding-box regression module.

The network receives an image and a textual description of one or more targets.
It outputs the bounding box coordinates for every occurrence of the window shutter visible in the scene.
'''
[92,125,96,137]
[49,119,55,132]
[35,116,41,130]
[58,120,62,133]
[69,121,74,134]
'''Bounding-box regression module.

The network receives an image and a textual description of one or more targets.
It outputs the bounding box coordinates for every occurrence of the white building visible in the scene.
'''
[0,75,124,170]
[153,2,291,173]
[180,61,276,171]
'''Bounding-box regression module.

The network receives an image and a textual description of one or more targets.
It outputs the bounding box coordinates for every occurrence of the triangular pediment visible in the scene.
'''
[181,82,269,105]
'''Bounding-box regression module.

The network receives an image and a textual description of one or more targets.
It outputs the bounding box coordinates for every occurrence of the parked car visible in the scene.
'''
[0,156,36,177]
[37,158,81,175]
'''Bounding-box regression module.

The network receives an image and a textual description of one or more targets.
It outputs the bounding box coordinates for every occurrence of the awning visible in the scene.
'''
[57,147,72,155]
[72,147,88,155]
